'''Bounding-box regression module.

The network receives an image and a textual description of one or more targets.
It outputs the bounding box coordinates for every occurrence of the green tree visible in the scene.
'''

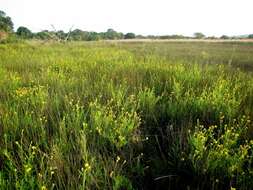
[248,34,253,39]
[87,32,100,41]
[55,30,67,40]
[16,26,33,39]
[117,32,124,39]
[124,33,135,39]
[0,10,14,32]
[70,29,89,41]
[105,28,119,40]
[194,32,205,39]
[220,35,229,39]
[35,30,51,40]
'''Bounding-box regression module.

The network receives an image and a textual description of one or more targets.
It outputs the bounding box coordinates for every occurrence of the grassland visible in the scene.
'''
[0,41,253,190]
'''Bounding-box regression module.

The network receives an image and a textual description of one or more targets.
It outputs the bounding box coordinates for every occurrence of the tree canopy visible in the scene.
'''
[0,10,14,32]
[124,33,136,39]
[16,26,33,39]
[194,32,205,39]
[220,35,229,39]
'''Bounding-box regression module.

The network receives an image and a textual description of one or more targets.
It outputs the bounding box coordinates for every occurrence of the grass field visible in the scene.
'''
[0,41,253,190]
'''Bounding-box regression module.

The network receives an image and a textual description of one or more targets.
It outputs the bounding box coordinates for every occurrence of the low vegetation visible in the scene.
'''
[0,41,253,189]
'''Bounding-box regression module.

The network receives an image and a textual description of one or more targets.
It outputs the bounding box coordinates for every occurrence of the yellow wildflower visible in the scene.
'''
[116,156,121,163]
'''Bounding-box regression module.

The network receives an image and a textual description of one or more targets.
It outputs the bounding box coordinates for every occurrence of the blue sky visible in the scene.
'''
[1,0,252,36]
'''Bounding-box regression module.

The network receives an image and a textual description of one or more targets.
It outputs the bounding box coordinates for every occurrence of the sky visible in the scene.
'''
[1,0,253,37]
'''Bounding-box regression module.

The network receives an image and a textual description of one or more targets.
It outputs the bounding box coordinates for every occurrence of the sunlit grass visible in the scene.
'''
[0,41,253,189]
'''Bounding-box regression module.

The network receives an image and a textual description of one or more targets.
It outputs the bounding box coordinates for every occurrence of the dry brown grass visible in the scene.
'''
[0,31,8,41]
[106,38,253,43]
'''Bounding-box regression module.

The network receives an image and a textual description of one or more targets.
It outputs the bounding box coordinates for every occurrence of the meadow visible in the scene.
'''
[0,41,253,190]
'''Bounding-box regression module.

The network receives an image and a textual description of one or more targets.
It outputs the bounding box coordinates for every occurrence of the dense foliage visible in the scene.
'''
[0,41,253,189]
[16,27,33,39]
[0,10,13,32]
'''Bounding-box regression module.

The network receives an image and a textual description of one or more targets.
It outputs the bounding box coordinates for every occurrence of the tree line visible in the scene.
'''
[0,10,137,41]
[1,10,253,42]
[17,28,137,41]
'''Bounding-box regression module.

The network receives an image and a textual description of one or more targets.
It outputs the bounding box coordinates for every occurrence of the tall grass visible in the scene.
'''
[0,41,252,189]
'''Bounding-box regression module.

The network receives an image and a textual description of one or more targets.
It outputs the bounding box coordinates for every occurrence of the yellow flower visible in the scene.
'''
[38,173,42,178]
[15,87,29,97]
[41,185,47,190]
[31,146,37,150]
[25,165,32,174]
[84,162,91,171]
[109,171,114,178]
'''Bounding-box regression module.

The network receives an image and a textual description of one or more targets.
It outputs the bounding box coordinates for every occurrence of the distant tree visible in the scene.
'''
[105,28,119,40]
[117,32,124,39]
[124,33,135,39]
[248,34,253,39]
[70,29,84,40]
[206,36,217,40]
[33,28,133,41]
[16,26,33,39]
[220,35,229,39]
[35,30,51,40]
[87,32,100,41]
[147,35,156,39]
[194,32,205,39]
[159,35,170,39]
[136,35,146,39]
[159,35,186,39]
[55,30,66,40]
[0,10,14,32]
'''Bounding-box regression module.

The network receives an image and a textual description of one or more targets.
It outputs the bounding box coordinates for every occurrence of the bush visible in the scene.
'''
[124,33,136,39]
[16,26,33,39]
[188,117,253,189]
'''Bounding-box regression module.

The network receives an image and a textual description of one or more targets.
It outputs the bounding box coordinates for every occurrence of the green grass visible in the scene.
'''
[0,41,253,190]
